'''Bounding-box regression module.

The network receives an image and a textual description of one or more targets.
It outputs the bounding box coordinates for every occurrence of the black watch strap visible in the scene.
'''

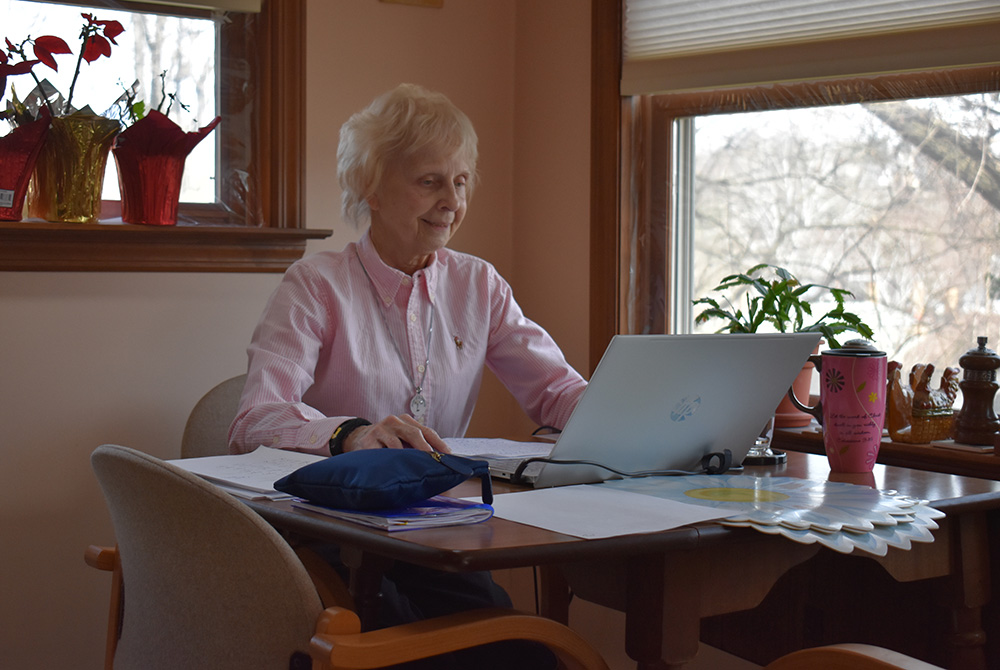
[329,418,372,456]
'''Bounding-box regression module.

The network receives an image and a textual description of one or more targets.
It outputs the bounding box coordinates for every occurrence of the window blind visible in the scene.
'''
[622,0,1000,94]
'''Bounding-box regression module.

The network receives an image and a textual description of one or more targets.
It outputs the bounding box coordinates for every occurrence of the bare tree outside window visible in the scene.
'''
[691,93,1000,373]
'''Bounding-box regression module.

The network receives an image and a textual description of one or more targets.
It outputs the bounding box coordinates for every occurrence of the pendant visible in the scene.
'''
[409,390,427,421]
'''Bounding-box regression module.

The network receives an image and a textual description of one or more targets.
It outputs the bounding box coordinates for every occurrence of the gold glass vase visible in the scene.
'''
[28,114,121,223]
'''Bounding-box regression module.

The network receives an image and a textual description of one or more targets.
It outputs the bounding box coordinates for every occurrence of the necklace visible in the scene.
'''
[356,249,435,422]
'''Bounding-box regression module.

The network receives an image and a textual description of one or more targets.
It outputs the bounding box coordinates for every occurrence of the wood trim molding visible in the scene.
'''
[258,0,305,230]
[649,64,1000,118]
[589,0,623,372]
[0,222,330,272]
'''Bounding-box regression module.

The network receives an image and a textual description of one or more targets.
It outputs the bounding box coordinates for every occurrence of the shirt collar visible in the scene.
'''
[357,230,439,304]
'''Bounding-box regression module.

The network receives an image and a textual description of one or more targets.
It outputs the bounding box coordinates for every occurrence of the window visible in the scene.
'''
[589,0,1000,371]
[620,69,1000,370]
[685,89,1000,370]
[3,1,218,204]
[0,0,330,272]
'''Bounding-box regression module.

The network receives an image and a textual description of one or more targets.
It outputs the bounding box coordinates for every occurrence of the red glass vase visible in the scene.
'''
[0,117,50,221]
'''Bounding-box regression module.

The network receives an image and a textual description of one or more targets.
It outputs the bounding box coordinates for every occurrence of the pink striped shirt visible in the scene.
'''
[228,232,587,455]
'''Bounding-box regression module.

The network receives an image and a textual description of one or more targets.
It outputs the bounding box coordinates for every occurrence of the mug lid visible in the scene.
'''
[823,339,885,357]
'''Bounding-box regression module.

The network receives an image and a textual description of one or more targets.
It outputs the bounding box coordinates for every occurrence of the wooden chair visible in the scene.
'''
[180,374,246,458]
[763,643,944,669]
[85,444,608,670]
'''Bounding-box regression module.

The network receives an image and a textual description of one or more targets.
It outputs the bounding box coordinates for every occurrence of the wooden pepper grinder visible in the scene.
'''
[953,336,1000,446]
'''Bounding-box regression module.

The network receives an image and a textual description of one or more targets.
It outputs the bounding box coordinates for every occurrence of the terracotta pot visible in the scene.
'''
[774,353,817,428]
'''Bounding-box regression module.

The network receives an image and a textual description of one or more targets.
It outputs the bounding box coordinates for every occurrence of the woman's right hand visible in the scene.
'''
[344,414,452,454]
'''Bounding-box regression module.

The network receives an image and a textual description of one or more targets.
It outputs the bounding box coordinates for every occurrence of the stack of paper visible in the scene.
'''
[445,437,552,460]
[171,447,495,532]
[169,446,324,501]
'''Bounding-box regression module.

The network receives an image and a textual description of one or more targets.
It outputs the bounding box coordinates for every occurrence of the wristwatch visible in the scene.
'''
[329,418,371,456]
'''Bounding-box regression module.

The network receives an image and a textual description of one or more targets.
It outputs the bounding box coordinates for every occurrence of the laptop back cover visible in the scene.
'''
[531,333,821,488]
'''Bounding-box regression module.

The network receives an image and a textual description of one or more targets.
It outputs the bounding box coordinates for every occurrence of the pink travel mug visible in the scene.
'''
[788,340,888,473]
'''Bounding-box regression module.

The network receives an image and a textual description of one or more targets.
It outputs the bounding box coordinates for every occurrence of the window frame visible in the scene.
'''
[0,0,330,272]
[637,66,1000,337]
[590,0,1000,368]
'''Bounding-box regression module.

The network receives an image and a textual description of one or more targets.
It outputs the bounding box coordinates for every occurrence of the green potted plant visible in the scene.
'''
[693,264,874,348]
[693,263,875,433]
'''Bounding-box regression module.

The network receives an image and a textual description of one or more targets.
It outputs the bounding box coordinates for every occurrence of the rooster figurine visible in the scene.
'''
[887,362,960,443]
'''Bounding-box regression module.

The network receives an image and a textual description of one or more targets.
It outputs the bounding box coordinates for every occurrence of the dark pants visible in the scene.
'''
[309,542,557,670]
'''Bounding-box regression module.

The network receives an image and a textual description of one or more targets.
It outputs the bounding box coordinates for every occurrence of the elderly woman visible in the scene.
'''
[229,84,586,669]
[230,84,585,460]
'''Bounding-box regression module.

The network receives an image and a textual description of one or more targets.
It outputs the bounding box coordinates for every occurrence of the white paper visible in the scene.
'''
[169,446,324,495]
[445,437,552,460]
[487,485,735,539]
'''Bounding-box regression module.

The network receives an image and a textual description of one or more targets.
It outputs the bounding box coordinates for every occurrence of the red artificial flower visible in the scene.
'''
[31,35,71,70]
[3,13,126,117]
[0,35,67,105]
[82,35,112,63]
[95,19,125,43]
[79,14,122,63]
[0,57,35,100]
[0,54,38,74]
[82,14,124,42]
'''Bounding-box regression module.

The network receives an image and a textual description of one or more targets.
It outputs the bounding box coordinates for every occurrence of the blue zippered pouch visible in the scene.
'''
[274,449,493,511]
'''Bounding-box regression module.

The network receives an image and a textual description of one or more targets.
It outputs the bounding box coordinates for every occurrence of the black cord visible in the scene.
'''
[511,449,737,484]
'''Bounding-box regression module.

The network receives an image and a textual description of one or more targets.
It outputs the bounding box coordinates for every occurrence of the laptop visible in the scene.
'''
[491,332,821,488]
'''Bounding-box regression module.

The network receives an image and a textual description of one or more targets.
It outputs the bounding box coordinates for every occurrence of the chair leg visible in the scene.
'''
[84,545,123,670]
[294,545,356,611]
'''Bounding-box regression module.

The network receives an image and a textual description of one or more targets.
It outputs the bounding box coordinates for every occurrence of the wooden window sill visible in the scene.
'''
[772,427,1000,481]
[0,221,332,272]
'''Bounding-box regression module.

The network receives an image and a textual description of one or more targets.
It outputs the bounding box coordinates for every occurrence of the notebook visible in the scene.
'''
[491,333,821,488]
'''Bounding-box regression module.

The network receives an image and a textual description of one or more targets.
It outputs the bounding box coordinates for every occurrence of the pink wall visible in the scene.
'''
[512,1,591,368]
[304,0,591,437]
[0,2,593,667]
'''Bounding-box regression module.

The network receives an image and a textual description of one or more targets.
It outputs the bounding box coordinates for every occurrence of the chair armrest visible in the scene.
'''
[84,545,118,572]
[312,606,608,670]
[765,643,944,670]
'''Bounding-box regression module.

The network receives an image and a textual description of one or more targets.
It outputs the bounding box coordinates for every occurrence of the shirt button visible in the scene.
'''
[410,313,417,322]
[309,435,317,444]
[417,364,426,374]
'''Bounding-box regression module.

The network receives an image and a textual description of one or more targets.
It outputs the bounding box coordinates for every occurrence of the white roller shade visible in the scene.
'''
[623,0,1000,94]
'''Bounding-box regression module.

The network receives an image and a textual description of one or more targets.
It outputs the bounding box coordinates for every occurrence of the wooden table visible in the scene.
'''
[246,451,1000,670]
